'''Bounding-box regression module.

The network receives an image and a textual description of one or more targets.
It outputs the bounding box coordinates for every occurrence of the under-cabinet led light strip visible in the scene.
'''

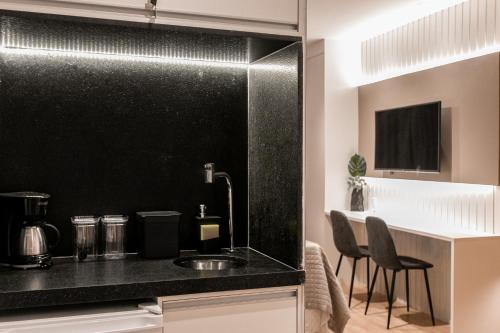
[0,22,248,67]
[0,46,249,69]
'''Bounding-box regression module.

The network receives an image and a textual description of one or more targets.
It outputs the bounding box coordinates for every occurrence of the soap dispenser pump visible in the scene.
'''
[195,204,221,254]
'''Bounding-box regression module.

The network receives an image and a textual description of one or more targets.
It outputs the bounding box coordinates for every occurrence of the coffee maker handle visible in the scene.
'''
[42,223,61,249]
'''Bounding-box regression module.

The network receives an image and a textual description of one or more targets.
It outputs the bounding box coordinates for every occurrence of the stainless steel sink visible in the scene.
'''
[174,255,247,271]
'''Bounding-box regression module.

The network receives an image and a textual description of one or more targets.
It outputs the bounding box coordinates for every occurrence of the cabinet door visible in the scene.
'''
[50,0,145,10]
[157,0,299,25]
[0,0,150,23]
[163,293,297,333]
[0,309,163,333]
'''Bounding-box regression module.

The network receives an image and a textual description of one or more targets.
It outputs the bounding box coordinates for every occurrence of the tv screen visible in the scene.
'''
[375,101,441,172]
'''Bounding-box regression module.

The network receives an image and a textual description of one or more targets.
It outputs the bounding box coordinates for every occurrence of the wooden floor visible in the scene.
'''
[344,288,450,333]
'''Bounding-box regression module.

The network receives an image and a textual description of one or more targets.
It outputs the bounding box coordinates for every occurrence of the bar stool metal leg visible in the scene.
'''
[349,258,358,307]
[424,269,436,326]
[382,269,390,302]
[365,264,379,315]
[405,269,410,312]
[336,254,343,276]
[366,257,370,295]
[387,270,397,329]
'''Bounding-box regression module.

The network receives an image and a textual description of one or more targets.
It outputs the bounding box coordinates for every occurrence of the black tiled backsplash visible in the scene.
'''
[0,11,303,268]
[0,12,249,256]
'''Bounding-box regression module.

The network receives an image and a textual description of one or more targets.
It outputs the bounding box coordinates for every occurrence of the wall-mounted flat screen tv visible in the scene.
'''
[375,101,441,172]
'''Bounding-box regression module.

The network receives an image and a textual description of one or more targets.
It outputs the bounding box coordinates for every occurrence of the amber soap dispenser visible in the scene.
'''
[196,204,221,254]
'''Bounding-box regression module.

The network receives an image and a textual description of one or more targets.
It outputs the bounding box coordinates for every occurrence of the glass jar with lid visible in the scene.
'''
[71,216,99,262]
[101,215,128,260]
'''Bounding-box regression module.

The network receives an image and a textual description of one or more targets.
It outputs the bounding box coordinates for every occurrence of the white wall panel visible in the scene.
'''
[486,0,496,45]
[361,0,500,83]
[364,177,497,234]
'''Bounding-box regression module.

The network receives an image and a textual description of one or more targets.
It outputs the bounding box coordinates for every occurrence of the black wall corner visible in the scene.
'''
[248,42,303,269]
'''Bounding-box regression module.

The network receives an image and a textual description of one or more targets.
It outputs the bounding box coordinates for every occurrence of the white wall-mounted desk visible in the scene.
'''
[325,210,500,333]
[341,210,498,241]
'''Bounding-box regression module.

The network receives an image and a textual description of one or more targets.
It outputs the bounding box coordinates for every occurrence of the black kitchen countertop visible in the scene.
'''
[0,248,304,311]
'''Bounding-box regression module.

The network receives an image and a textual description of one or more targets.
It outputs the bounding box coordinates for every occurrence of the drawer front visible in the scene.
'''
[163,290,298,333]
[51,0,143,8]
[0,310,163,333]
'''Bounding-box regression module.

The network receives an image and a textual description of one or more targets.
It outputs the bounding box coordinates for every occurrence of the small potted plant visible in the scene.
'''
[348,154,367,211]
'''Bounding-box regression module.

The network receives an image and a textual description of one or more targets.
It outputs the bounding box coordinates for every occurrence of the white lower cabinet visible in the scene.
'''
[161,287,300,333]
[0,305,163,333]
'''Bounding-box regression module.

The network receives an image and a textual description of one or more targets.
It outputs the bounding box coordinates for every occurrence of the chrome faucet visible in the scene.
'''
[203,163,234,252]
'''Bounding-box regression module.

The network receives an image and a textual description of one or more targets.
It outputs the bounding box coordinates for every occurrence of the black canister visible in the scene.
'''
[136,211,181,259]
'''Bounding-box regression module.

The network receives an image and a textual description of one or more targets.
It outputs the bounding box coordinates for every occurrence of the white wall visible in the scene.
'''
[304,41,332,258]
[304,39,359,283]
[324,40,359,211]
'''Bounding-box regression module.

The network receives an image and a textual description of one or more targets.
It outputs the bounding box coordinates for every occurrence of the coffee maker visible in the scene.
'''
[0,192,60,269]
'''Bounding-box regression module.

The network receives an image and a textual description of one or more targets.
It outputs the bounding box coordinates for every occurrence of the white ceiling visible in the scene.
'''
[307,0,467,41]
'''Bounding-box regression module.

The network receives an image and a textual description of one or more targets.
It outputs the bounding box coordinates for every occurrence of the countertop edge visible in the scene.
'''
[0,270,305,311]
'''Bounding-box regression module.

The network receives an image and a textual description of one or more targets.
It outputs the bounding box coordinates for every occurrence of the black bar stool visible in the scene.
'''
[330,210,371,307]
[364,216,435,329]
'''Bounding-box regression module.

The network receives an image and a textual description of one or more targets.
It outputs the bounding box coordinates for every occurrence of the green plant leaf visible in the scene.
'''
[348,154,367,177]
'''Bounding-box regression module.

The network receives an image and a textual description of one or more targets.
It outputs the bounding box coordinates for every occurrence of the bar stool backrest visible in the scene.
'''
[330,210,362,258]
[366,216,403,271]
